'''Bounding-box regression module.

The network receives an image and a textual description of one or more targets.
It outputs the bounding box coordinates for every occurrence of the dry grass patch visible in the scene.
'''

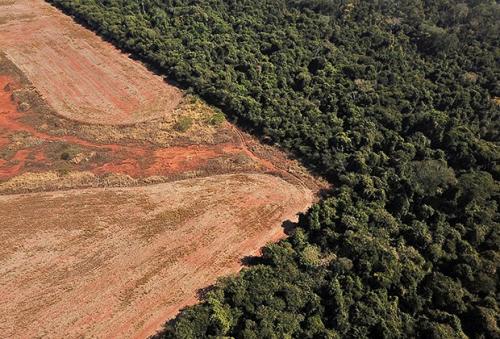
[0,171,96,193]
[0,0,16,5]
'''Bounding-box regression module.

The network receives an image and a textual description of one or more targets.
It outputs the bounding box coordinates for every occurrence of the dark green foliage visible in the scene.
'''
[47,0,499,337]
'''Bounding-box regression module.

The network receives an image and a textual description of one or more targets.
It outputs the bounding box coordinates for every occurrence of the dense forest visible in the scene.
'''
[47,0,499,337]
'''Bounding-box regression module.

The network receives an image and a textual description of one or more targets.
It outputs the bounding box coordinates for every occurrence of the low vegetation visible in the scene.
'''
[48,0,499,338]
[174,116,193,132]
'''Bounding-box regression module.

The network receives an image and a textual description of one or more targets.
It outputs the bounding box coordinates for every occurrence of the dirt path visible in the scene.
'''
[0,174,314,338]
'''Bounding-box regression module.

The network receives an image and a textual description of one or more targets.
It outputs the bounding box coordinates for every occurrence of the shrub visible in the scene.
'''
[174,116,193,132]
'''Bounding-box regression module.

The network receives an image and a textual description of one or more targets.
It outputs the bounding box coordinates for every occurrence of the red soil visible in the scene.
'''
[0,75,319,339]
[0,75,282,182]
[0,1,326,337]
[0,174,314,338]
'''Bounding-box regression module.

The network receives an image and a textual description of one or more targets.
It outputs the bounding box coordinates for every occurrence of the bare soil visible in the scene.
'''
[0,68,324,193]
[0,0,181,125]
[0,174,314,338]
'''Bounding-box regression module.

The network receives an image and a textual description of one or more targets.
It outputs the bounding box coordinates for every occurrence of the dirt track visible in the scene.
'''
[0,174,314,338]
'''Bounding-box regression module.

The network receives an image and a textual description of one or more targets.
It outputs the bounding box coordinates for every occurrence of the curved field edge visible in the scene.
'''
[0,0,182,126]
[0,1,326,338]
[0,59,325,194]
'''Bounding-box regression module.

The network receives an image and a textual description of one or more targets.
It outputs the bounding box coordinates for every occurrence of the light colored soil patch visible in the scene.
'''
[0,0,181,125]
[0,173,314,338]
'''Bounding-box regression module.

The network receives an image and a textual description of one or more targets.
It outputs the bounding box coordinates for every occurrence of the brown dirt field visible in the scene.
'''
[0,0,181,125]
[0,173,314,338]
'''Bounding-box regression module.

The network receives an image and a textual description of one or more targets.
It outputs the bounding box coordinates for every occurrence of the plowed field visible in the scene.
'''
[0,0,181,125]
[0,174,313,338]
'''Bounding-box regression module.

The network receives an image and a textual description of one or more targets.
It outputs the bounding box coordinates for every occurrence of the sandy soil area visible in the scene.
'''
[0,0,181,125]
[0,174,313,338]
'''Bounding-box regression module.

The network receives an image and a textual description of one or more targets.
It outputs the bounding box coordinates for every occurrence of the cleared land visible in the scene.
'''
[0,0,181,125]
[0,174,314,338]
[0,70,320,192]
[0,0,326,338]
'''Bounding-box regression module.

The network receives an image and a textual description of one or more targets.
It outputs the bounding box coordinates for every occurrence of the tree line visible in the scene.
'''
[47,0,499,337]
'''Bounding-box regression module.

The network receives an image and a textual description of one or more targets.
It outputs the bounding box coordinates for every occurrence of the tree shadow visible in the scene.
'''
[239,217,301,267]
[282,219,297,235]
[240,255,264,266]
[196,285,215,300]
[149,217,303,338]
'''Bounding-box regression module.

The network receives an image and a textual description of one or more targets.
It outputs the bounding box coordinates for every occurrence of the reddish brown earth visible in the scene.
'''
[0,71,326,339]
[0,174,314,338]
[0,0,327,338]
[0,73,320,191]
[0,0,181,125]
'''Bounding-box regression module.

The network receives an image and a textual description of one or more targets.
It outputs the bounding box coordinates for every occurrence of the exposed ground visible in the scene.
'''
[0,60,321,194]
[0,174,314,338]
[0,0,181,125]
[0,0,327,338]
